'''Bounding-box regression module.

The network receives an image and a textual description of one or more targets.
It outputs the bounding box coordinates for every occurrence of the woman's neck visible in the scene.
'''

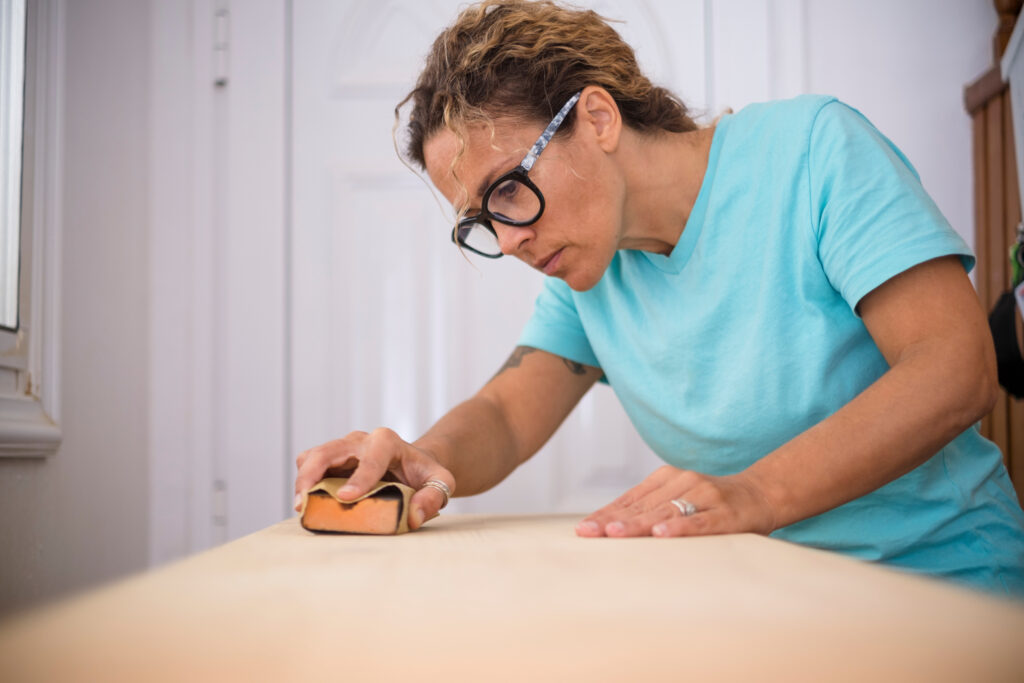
[616,125,716,256]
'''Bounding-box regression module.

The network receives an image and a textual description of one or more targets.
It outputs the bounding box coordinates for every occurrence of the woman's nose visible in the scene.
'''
[494,223,532,255]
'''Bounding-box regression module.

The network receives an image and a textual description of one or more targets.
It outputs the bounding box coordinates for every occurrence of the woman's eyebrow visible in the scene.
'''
[475,157,516,201]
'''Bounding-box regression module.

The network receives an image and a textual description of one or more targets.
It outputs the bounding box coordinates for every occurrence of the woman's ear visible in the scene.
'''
[577,85,622,153]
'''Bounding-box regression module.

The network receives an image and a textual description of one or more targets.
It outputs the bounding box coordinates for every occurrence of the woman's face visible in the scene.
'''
[423,113,625,292]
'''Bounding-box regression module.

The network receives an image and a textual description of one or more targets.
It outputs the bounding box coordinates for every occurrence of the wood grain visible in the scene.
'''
[984,91,1011,461]
[1003,94,1023,493]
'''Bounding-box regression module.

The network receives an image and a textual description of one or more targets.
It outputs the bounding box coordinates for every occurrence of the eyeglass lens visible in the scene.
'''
[457,177,543,256]
[487,177,542,223]
[457,221,500,255]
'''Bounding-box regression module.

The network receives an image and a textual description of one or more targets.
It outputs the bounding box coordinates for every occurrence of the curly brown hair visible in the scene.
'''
[395,0,698,172]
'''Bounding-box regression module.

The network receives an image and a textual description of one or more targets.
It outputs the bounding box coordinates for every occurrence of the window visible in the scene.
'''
[0,0,24,333]
[0,0,60,457]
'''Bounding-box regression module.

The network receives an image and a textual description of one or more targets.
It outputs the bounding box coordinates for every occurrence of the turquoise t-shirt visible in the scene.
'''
[518,94,1024,596]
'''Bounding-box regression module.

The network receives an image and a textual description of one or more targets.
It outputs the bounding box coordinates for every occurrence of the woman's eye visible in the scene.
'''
[494,179,519,200]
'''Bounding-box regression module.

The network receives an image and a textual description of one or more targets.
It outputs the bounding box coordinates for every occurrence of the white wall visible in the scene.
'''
[803,0,994,256]
[0,0,1000,617]
[0,0,151,616]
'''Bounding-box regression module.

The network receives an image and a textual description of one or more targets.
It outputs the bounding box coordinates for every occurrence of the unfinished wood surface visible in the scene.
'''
[0,514,1022,682]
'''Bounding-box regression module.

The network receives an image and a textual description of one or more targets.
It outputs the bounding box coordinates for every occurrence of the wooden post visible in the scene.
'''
[964,0,1024,500]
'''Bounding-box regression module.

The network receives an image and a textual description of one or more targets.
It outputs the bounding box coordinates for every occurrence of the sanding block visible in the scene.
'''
[299,477,416,535]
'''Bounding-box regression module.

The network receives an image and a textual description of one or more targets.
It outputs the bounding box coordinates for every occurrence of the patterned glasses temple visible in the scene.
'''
[520,91,583,172]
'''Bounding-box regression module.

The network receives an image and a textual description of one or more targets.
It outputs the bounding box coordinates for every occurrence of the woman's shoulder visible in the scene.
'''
[720,95,899,171]
[727,94,840,133]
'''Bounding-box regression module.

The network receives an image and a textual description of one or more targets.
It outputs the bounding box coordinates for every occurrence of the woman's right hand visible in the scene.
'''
[293,428,455,530]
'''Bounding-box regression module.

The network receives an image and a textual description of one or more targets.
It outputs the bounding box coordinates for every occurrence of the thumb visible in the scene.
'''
[407,475,454,529]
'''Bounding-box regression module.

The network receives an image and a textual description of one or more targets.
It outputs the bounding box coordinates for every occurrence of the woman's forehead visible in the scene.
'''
[425,123,526,171]
[423,125,527,202]
[422,129,469,204]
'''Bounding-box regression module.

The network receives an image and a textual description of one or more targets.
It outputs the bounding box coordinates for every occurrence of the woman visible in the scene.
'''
[293,0,1024,596]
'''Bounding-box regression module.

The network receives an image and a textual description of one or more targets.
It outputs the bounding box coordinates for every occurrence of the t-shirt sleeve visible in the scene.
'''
[808,99,974,313]
[517,276,601,369]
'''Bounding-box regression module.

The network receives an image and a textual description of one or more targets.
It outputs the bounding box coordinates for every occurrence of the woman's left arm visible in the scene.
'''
[577,255,999,538]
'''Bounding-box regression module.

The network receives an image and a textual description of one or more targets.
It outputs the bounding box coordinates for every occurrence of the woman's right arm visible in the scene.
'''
[292,346,602,528]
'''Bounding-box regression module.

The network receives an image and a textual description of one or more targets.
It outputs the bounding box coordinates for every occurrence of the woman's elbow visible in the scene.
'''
[931,331,1000,430]
[963,339,1000,423]
[976,363,1000,420]
[972,369,1000,421]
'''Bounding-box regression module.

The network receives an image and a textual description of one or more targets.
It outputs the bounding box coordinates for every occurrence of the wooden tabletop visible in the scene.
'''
[1,513,1023,682]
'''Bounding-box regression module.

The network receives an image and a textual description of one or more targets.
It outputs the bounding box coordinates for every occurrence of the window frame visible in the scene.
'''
[0,0,61,458]
[0,0,26,354]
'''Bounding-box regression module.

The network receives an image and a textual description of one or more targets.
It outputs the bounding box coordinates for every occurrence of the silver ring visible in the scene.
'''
[421,479,451,509]
[670,498,698,517]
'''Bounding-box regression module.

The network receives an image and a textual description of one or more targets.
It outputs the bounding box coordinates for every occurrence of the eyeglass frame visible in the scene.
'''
[450,90,583,258]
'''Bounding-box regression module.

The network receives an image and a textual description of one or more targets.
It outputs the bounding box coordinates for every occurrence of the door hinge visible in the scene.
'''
[213,5,229,87]
[212,478,228,527]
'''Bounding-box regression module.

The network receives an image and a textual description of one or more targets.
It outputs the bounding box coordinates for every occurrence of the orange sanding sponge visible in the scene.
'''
[299,477,415,535]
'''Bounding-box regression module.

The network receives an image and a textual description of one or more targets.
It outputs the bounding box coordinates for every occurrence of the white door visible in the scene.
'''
[289,0,797,513]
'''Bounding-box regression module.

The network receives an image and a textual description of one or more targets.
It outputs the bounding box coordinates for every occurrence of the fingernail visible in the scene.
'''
[412,507,425,528]
[293,493,302,510]
[653,524,667,536]
[576,521,600,534]
[606,521,625,535]
[337,485,357,500]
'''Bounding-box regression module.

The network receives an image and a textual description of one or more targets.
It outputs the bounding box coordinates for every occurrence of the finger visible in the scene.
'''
[576,468,699,536]
[576,499,655,536]
[407,471,456,531]
[603,502,682,537]
[576,477,668,536]
[293,438,365,510]
[294,450,349,486]
[576,496,652,537]
[293,449,353,504]
[647,484,720,536]
[653,479,772,537]
[651,509,717,537]
[600,466,680,511]
[336,436,398,501]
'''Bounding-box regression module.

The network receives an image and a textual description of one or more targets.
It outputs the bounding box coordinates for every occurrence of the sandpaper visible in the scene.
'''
[299,477,415,535]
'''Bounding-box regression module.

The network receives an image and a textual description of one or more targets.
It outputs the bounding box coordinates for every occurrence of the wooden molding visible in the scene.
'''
[965,65,1007,116]
[995,0,1024,60]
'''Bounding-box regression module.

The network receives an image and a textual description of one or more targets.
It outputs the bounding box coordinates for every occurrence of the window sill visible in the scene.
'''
[0,394,61,457]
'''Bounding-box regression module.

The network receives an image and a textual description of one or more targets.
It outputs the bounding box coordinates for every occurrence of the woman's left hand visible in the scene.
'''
[575,465,779,538]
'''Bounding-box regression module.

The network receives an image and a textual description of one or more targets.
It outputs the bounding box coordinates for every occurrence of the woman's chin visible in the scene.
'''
[563,267,603,292]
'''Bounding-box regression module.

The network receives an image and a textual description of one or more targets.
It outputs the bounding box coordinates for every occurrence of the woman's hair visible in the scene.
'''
[396,0,698,172]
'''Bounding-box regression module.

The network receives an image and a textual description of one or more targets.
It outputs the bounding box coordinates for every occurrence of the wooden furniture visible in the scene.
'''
[0,514,1022,682]
[965,0,1024,502]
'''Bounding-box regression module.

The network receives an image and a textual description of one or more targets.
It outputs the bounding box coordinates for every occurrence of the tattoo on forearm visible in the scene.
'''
[492,346,539,380]
[562,358,586,375]
[491,345,596,381]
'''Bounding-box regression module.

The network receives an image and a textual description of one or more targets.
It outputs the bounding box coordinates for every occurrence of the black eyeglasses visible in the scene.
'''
[451,91,583,258]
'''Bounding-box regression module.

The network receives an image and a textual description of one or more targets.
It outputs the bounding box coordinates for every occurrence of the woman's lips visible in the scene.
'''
[542,248,564,275]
